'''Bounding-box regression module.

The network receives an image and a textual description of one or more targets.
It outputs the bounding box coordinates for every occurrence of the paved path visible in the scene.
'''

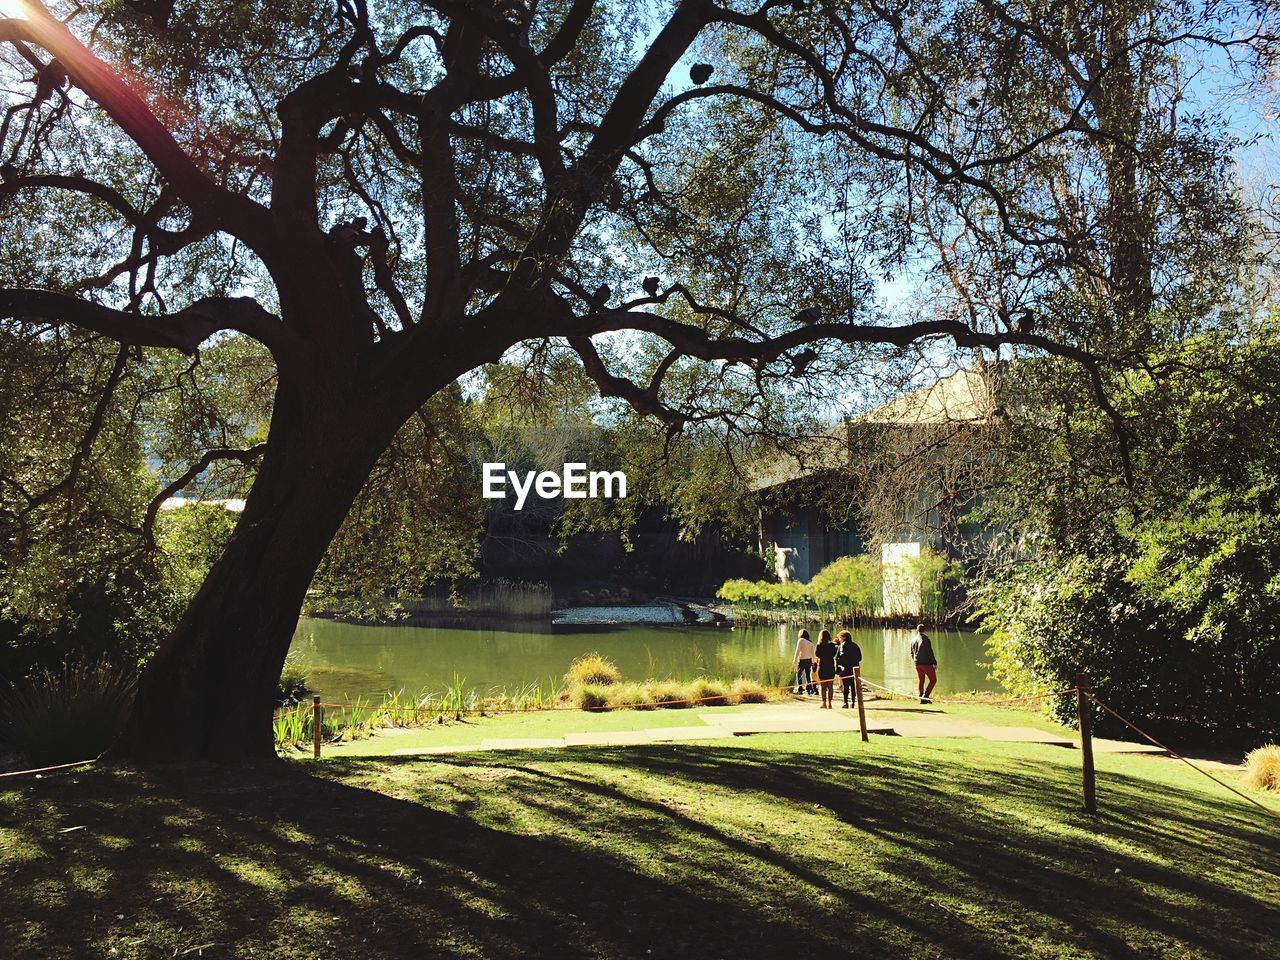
[389,697,1169,758]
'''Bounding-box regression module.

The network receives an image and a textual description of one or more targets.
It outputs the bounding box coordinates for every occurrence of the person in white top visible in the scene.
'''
[792,629,817,695]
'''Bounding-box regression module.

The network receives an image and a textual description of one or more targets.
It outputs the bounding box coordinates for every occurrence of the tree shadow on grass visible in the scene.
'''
[549,744,1280,957]
[1,740,1277,959]
[1,760,881,959]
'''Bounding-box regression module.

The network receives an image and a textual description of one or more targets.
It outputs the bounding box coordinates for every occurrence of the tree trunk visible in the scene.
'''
[112,391,390,763]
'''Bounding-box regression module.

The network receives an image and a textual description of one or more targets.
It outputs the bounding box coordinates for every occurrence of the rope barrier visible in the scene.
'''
[0,758,96,779]
[856,677,1079,706]
[304,675,941,716]
[1,683,1271,826]
[1084,692,1280,821]
[300,681,1280,823]
[295,675,1076,717]
[285,679,1082,745]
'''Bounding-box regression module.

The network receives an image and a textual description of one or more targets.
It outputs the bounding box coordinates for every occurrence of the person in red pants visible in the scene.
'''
[911,623,938,704]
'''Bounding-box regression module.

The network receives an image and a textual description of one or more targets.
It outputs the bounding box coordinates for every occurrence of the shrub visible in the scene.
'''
[0,661,136,766]
[607,682,655,710]
[730,678,771,704]
[1244,744,1280,793]
[645,681,692,708]
[564,652,621,687]
[689,678,728,707]
[277,651,311,705]
[574,684,611,711]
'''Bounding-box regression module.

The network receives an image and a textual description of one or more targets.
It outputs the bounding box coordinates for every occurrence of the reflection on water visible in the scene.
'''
[290,617,997,701]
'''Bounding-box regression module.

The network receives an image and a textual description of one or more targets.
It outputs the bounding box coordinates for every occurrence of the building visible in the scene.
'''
[751,365,1003,589]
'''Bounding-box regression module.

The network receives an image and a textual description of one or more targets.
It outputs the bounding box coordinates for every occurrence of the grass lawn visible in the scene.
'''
[315,701,748,756]
[2,731,1278,959]
[304,697,1070,757]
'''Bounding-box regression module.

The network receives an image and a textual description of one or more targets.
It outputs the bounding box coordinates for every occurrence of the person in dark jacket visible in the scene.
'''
[835,630,862,708]
[813,629,838,709]
[911,623,938,704]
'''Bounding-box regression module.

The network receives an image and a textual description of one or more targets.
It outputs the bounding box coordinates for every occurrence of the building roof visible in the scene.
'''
[746,365,1000,491]
[856,365,999,426]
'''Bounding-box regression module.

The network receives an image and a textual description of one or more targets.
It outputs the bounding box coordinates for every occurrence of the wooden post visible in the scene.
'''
[312,695,322,760]
[853,666,868,742]
[1077,684,1096,813]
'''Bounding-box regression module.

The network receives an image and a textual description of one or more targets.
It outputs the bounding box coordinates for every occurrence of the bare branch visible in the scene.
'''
[143,443,267,541]
[568,335,685,429]
[0,9,267,236]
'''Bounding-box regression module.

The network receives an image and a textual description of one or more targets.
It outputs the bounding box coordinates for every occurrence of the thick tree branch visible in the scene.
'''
[540,0,595,66]
[0,172,143,223]
[504,0,713,291]
[568,335,685,429]
[559,308,1137,486]
[0,289,290,357]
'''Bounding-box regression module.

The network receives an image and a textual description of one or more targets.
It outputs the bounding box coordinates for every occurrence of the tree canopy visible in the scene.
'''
[1,0,1275,760]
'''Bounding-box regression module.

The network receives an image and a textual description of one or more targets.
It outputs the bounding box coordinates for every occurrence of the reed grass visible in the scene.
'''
[574,684,611,711]
[644,680,692,708]
[405,579,554,618]
[605,682,656,710]
[688,678,729,707]
[274,677,478,751]
[0,661,136,766]
[564,653,621,687]
[730,678,772,704]
[273,662,790,751]
[1244,744,1280,793]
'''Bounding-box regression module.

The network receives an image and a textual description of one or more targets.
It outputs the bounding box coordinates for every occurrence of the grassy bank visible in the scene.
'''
[273,654,778,752]
[3,729,1277,958]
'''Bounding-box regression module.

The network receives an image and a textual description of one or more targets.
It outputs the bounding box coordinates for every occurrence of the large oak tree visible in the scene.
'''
[0,0,1270,760]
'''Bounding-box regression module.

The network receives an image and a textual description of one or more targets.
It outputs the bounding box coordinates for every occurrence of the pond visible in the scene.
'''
[288,618,999,702]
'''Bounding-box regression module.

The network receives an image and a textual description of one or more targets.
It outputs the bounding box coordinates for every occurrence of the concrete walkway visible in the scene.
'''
[389,697,1169,757]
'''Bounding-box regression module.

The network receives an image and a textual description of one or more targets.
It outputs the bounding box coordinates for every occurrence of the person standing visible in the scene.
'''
[814,629,838,709]
[836,630,863,708]
[792,629,816,695]
[911,623,938,704]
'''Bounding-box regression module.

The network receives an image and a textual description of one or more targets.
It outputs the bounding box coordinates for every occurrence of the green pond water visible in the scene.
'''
[289,618,999,701]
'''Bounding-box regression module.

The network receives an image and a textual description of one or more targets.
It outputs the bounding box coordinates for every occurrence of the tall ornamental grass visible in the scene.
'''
[0,661,136,766]
[1244,744,1280,793]
[564,653,621,687]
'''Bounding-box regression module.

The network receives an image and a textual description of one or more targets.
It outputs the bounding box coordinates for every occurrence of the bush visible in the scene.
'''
[0,661,136,766]
[977,543,1280,743]
[730,678,771,704]
[688,678,728,707]
[607,682,655,710]
[719,551,959,622]
[574,684,611,711]
[1244,744,1280,793]
[277,651,311,705]
[564,652,621,687]
[645,681,692,708]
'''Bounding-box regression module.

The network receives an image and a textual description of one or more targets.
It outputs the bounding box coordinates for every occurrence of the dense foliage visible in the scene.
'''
[979,323,1280,743]
[0,0,1274,758]
[719,549,959,622]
